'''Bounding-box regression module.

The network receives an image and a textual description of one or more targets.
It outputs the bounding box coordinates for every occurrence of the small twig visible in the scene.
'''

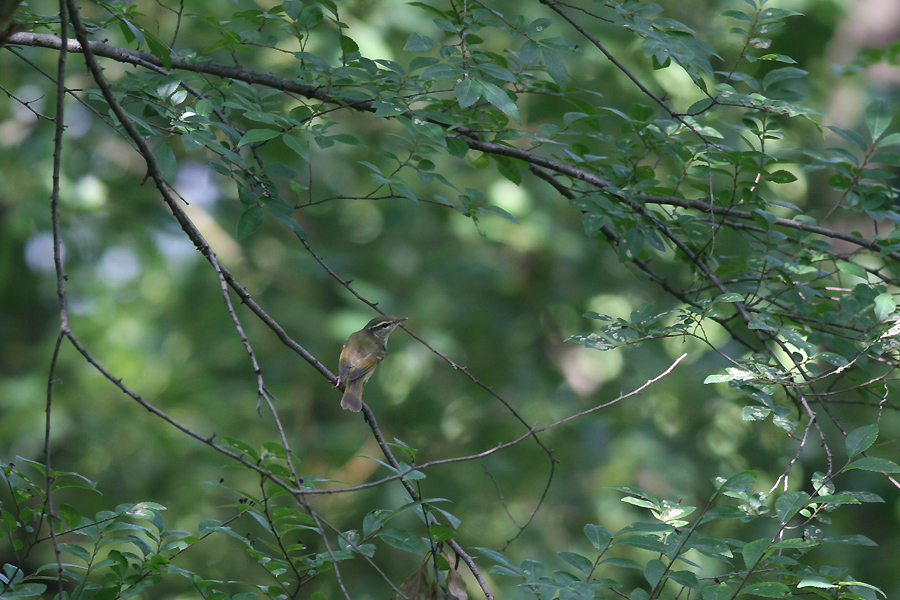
[360,403,496,600]
[44,0,70,593]
[538,0,724,150]
[298,353,687,497]
[483,465,525,528]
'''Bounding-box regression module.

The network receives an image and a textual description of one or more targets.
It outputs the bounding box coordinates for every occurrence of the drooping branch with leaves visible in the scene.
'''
[2,0,899,598]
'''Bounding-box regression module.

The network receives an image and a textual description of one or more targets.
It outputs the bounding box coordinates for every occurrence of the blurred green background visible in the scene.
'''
[2,0,900,597]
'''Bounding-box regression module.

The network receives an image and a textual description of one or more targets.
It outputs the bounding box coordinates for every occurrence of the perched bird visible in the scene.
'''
[338,315,407,411]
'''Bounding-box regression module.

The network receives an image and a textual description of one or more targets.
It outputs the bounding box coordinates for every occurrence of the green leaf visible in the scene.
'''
[476,547,522,575]
[744,582,791,597]
[330,133,362,146]
[467,153,490,169]
[558,551,592,574]
[454,79,483,109]
[841,581,887,598]
[473,63,518,83]
[282,134,310,162]
[764,169,797,183]
[841,490,884,504]
[519,40,540,65]
[701,506,745,520]
[874,292,895,321]
[761,67,807,89]
[61,542,92,563]
[742,538,770,569]
[643,559,665,587]
[719,471,757,493]
[482,204,519,223]
[1,509,18,534]
[797,577,837,590]
[608,485,657,502]
[754,208,777,227]
[446,137,469,158]
[701,582,732,600]
[420,63,465,80]
[775,491,810,522]
[339,35,359,55]
[297,5,325,27]
[236,205,263,238]
[93,587,122,600]
[713,292,744,303]
[778,326,815,356]
[361,510,390,537]
[407,1,447,20]
[261,196,305,239]
[816,352,849,367]
[52,479,97,494]
[58,504,82,530]
[866,99,892,140]
[152,143,177,181]
[601,557,641,571]
[631,587,650,600]
[621,497,656,509]
[144,31,172,69]
[480,81,520,123]
[846,424,878,458]
[826,125,868,152]
[427,524,457,542]
[238,129,280,147]
[541,47,568,85]
[703,367,754,384]
[614,535,664,553]
[117,17,143,45]
[811,494,860,506]
[527,17,553,35]
[821,534,878,546]
[378,528,420,553]
[877,131,900,147]
[687,537,732,558]
[584,524,612,551]
[742,406,770,421]
[771,537,817,550]
[735,383,773,407]
[722,10,753,22]
[836,260,868,278]
[219,437,259,461]
[847,457,900,473]
[772,407,797,433]
[759,7,804,19]
[494,155,523,185]
[666,571,700,590]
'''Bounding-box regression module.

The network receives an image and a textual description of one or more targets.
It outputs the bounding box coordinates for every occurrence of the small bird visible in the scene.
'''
[338,315,407,411]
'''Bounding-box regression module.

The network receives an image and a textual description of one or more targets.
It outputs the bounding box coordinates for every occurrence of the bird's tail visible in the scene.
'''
[341,379,363,412]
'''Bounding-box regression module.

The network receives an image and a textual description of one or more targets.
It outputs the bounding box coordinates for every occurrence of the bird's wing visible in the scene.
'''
[338,342,351,382]
[345,349,382,381]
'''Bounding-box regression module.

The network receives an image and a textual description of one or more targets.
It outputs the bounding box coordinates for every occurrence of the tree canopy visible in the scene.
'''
[2,0,900,598]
